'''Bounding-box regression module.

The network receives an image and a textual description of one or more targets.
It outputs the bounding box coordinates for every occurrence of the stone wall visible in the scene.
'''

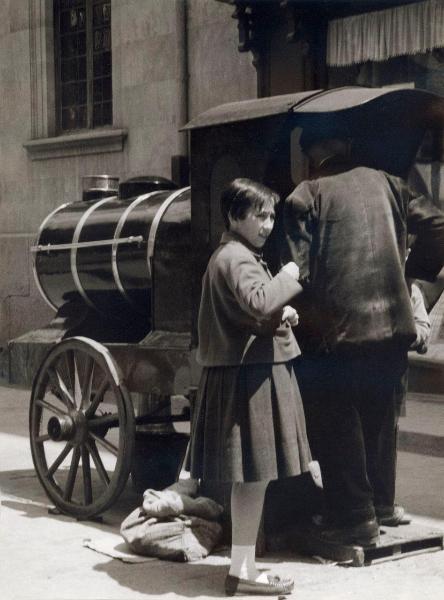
[187,0,256,118]
[0,0,256,347]
[0,0,51,343]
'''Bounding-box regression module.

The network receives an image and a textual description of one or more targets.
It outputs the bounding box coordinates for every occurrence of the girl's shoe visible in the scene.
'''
[225,573,294,596]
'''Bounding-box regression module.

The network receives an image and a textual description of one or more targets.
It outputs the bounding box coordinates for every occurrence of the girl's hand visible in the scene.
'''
[281,305,299,326]
[281,261,300,280]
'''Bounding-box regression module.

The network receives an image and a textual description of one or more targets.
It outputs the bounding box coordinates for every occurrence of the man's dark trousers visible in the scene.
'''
[295,348,408,525]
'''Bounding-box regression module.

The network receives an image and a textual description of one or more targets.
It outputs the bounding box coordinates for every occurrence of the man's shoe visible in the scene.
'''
[376,504,411,526]
[320,517,380,547]
[225,573,294,596]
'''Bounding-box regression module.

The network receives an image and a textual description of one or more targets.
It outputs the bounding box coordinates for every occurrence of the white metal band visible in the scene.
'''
[111,191,161,306]
[71,336,122,385]
[146,187,190,279]
[32,203,71,311]
[70,196,115,309]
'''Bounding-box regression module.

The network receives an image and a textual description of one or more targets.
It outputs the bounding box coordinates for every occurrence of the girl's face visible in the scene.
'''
[229,203,275,249]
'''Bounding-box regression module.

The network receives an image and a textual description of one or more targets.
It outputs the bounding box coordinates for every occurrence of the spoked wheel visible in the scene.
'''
[29,337,135,519]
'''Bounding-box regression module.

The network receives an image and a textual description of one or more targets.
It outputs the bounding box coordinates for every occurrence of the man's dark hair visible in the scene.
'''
[220,178,279,229]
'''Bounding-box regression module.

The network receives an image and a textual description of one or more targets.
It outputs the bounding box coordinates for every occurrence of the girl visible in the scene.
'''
[190,178,311,596]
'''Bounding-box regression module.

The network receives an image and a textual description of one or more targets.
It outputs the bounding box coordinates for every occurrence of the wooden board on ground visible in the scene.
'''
[286,523,444,567]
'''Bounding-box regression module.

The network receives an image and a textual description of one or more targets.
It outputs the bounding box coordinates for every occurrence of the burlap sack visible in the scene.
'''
[120,509,223,562]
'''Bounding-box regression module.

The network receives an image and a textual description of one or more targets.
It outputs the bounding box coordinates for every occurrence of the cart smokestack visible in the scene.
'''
[81,175,119,202]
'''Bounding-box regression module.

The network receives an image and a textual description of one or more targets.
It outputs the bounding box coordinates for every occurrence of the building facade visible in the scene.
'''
[1,0,443,347]
[0,0,257,345]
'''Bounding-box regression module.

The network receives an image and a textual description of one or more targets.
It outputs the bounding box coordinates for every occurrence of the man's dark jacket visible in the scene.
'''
[284,165,444,355]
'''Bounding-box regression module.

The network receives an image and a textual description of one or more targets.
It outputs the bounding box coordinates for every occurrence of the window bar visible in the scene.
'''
[86,0,94,129]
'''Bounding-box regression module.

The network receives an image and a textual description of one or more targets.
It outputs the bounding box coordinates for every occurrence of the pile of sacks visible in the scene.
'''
[120,479,223,562]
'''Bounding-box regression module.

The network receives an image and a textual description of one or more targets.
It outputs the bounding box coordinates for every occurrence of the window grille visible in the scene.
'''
[54,0,112,132]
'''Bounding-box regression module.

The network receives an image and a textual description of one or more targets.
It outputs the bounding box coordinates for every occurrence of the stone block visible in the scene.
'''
[0,236,30,297]
[188,0,232,27]
[5,293,54,345]
[29,175,75,231]
[76,153,124,184]
[9,1,29,33]
[121,80,179,128]
[0,2,9,38]
[188,18,256,118]
[120,36,176,88]
[0,178,56,233]
[123,123,176,177]
[118,0,176,45]
[0,298,11,346]
[4,29,30,87]
[0,265,53,348]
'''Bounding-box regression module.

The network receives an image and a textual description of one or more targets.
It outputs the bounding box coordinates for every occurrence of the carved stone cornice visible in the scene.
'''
[216,0,332,93]
[231,3,273,56]
[224,2,277,95]
[222,1,313,60]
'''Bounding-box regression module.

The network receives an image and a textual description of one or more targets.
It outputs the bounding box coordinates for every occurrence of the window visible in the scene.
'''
[54,0,112,132]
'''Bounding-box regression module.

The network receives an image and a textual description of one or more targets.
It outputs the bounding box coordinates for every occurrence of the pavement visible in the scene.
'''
[0,382,443,600]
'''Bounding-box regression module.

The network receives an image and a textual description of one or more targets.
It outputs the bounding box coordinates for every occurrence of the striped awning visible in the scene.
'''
[327,0,444,66]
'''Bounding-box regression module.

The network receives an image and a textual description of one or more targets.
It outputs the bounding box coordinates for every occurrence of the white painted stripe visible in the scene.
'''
[146,187,190,279]
[111,191,161,306]
[71,336,122,385]
[71,196,115,309]
[32,203,71,311]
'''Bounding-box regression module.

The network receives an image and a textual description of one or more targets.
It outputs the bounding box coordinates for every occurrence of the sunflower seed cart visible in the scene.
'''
[7,174,195,519]
[5,88,444,550]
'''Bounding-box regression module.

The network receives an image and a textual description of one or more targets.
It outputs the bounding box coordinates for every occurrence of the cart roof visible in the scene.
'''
[182,90,321,130]
[183,86,444,131]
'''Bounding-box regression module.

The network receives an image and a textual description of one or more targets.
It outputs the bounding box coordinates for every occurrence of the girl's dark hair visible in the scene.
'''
[220,178,279,229]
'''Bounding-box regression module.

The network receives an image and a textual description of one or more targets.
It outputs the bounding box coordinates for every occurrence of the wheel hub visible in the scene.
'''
[47,414,75,441]
[47,410,88,443]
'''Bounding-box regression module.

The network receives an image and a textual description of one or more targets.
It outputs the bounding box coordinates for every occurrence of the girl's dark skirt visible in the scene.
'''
[189,362,312,483]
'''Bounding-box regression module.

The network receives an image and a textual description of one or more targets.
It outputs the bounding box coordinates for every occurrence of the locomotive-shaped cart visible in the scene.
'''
[5,86,444,520]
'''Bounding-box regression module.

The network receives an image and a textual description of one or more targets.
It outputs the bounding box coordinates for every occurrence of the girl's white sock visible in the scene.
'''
[229,544,257,579]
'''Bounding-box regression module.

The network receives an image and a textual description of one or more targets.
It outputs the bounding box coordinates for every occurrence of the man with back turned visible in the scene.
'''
[283,131,444,546]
